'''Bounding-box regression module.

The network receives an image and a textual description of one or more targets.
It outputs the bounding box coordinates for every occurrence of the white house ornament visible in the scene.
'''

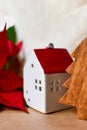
[24,44,72,113]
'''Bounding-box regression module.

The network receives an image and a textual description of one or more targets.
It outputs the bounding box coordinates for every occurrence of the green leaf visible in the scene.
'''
[6,26,17,44]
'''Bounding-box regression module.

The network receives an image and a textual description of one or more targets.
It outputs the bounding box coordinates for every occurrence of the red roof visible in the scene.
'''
[34,48,72,74]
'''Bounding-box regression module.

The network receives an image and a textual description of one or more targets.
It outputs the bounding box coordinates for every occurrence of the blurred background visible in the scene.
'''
[0,0,87,60]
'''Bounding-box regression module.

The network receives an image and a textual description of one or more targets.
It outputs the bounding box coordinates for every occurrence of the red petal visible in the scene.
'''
[0,91,27,112]
[0,24,9,68]
[0,70,23,91]
[8,41,23,56]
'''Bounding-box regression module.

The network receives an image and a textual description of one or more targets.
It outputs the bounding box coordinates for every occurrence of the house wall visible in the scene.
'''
[0,0,87,59]
[24,51,46,112]
[45,73,70,113]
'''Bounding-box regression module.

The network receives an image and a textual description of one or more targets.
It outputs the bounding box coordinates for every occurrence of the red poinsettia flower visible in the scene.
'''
[8,40,23,56]
[0,25,27,112]
[0,25,9,69]
[4,40,23,74]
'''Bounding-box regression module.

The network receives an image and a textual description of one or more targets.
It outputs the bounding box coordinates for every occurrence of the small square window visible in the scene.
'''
[57,79,61,85]
[26,90,28,94]
[35,85,37,90]
[39,80,41,84]
[31,64,34,67]
[39,86,42,91]
[28,98,30,102]
[50,80,55,86]
[50,87,54,92]
[56,86,59,91]
[57,86,61,91]
[35,79,37,83]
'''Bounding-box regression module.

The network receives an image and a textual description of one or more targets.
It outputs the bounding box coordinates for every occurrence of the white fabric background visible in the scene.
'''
[0,0,87,59]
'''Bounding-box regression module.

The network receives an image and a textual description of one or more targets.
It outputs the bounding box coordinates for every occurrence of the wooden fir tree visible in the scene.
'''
[59,37,87,120]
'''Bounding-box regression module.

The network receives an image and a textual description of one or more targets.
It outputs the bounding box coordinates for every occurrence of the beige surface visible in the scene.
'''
[0,107,87,130]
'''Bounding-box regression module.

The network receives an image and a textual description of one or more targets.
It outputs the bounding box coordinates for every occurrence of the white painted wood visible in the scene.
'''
[24,50,46,112]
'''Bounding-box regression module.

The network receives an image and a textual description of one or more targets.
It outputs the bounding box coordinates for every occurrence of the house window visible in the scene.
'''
[56,87,59,91]
[50,87,54,92]
[57,79,61,85]
[26,90,28,94]
[34,79,42,91]
[58,86,61,91]
[31,64,34,67]
[39,86,42,91]
[50,80,55,86]
[35,79,37,83]
[28,98,30,102]
[50,79,62,92]
[35,85,37,90]
[39,80,41,84]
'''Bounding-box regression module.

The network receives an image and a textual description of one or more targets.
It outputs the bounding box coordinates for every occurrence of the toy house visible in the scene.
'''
[24,44,72,113]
